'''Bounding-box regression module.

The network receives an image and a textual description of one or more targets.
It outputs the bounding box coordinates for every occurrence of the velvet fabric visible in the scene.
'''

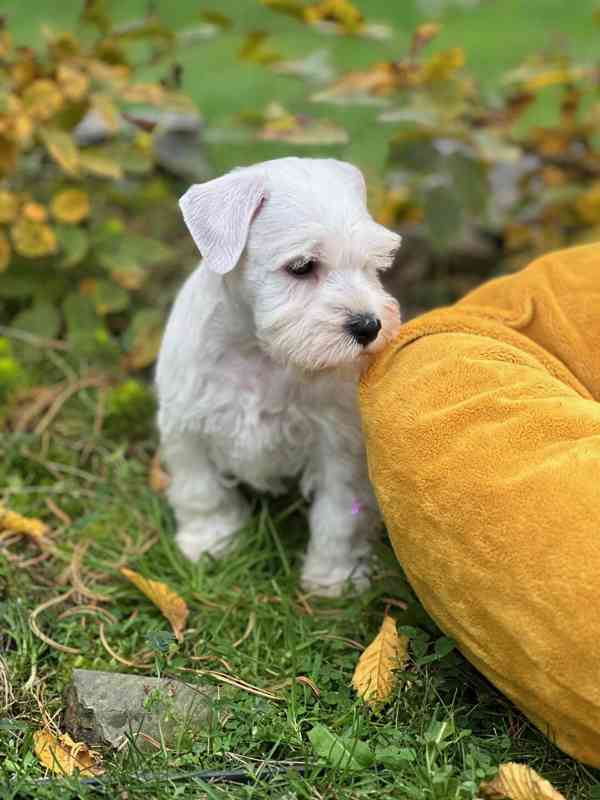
[359,244,600,764]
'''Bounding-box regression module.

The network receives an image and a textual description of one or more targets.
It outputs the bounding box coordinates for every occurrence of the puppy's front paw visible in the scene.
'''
[301,562,370,598]
[175,507,250,562]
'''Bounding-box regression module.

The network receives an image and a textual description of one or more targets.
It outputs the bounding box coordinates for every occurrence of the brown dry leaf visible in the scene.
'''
[120,567,188,641]
[11,218,57,258]
[411,22,441,54]
[0,136,18,177]
[21,79,64,122]
[352,615,407,706]
[38,127,80,176]
[0,503,48,542]
[149,452,170,492]
[0,230,11,271]
[0,190,19,223]
[479,762,567,800]
[33,730,103,777]
[51,189,91,224]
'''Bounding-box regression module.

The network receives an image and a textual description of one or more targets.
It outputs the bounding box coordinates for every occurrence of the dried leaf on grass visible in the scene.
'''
[352,615,407,706]
[0,503,47,542]
[479,762,567,800]
[149,452,170,492]
[33,730,103,776]
[120,567,188,640]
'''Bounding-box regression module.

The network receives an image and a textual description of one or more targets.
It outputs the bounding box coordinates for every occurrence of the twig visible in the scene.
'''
[98,623,153,669]
[0,325,69,351]
[30,591,80,655]
[232,611,256,648]
[178,669,283,702]
[34,374,110,435]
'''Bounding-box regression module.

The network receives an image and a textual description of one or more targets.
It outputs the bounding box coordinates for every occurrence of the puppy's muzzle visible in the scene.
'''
[346,313,382,347]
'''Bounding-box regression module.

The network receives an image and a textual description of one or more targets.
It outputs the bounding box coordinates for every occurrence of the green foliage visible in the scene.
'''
[0,5,205,372]
[104,377,156,437]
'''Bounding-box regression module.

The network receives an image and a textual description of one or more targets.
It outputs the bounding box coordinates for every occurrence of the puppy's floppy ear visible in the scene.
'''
[179,169,266,275]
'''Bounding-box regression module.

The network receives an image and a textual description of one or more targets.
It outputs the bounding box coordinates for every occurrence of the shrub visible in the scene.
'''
[0,4,207,372]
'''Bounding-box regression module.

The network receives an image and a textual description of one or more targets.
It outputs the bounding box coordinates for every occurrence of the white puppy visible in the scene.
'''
[155,157,401,596]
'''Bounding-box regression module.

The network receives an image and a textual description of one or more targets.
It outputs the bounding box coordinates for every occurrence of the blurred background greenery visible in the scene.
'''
[0,0,599,416]
[6,0,599,173]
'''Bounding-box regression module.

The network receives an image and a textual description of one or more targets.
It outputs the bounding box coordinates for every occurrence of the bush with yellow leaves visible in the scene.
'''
[0,5,207,371]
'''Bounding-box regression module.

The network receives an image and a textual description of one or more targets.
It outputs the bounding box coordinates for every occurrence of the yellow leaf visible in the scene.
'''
[411,22,441,54]
[21,79,64,121]
[149,452,170,493]
[120,567,188,641]
[0,29,12,58]
[0,503,47,541]
[120,82,165,105]
[57,64,89,102]
[575,183,600,224]
[352,615,407,706]
[91,93,120,133]
[479,762,567,800]
[304,0,364,33]
[51,189,91,224]
[0,230,11,271]
[33,730,103,777]
[0,191,19,223]
[87,59,130,89]
[38,128,80,176]
[11,218,57,258]
[421,47,465,82]
[79,151,123,180]
[11,48,37,89]
[523,67,585,92]
[22,202,48,223]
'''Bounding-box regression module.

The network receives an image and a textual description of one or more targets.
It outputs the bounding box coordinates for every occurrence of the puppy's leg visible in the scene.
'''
[162,436,251,561]
[301,457,380,597]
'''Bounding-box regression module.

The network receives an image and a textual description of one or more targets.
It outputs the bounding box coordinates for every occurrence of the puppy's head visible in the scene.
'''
[179,157,401,372]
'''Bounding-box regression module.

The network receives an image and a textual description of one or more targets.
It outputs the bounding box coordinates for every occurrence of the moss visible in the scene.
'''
[104,378,156,438]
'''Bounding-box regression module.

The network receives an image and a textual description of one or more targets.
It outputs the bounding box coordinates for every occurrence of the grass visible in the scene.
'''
[1,371,600,799]
[2,1,600,797]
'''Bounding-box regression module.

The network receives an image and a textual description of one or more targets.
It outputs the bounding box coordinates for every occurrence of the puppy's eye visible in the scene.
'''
[285,257,319,277]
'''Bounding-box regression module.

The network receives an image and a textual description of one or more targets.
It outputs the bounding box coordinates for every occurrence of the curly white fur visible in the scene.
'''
[156,157,401,596]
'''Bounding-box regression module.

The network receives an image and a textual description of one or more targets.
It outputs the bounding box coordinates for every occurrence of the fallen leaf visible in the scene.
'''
[11,218,57,258]
[479,762,567,800]
[121,567,188,641]
[21,79,63,122]
[22,202,47,223]
[149,452,170,492]
[0,504,48,542]
[352,615,407,706]
[51,189,91,224]
[0,191,19,223]
[33,730,103,776]
[57,64,89,102]
[38,127,80,176]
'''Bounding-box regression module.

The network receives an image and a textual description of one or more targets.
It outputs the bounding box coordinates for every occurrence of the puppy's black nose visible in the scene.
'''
[346,313,382,347]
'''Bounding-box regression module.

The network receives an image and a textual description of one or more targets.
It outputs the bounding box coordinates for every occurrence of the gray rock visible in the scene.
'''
[64,669,217,750]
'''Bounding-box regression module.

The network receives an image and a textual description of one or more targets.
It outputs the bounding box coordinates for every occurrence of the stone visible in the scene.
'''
[63,669,217,750]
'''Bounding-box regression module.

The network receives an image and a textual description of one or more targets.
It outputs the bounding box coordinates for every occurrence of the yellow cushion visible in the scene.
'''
[359,244,600,765]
